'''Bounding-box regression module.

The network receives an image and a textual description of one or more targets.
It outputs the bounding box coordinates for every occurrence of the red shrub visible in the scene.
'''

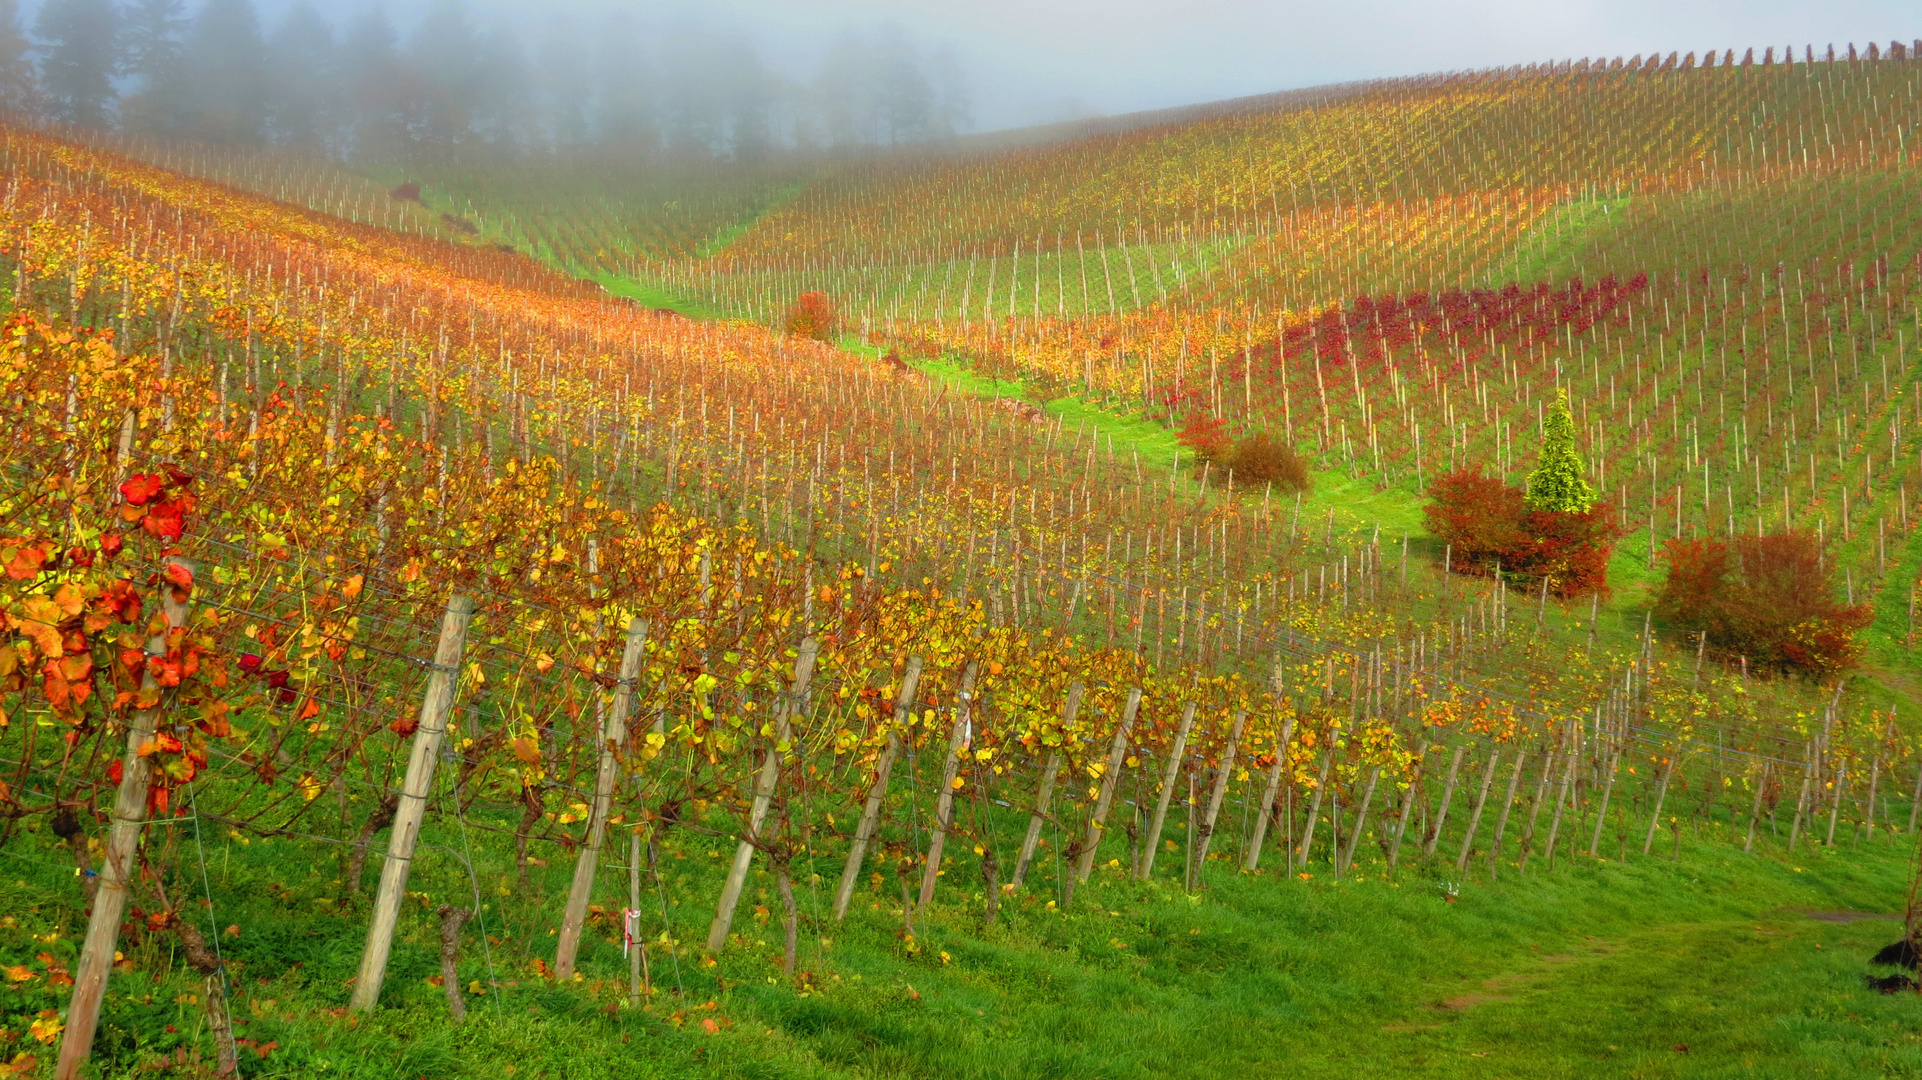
[1506,505,1617,597]
[1424,467,1615,596]
[1177,414,1233,462]
[1655,532,1871,677]
[785,292,837,341]
[1423,467,1525,575]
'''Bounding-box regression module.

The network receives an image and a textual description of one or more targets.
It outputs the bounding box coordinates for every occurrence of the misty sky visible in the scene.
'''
[273,0,1920,130]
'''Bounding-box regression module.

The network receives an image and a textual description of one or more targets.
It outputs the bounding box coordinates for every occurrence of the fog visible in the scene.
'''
[7,0,1915,160]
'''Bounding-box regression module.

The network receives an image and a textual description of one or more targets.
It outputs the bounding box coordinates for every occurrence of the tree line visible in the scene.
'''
[0,0,971,162]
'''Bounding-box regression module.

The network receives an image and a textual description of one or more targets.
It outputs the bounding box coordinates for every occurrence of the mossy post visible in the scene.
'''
[350,592,475,1013]
[1140,701,1198,880]
[554,616,650,981]
[707,637,819,954]
[1011,682,1082,888]
[833,656,925,919]
[57,559,194,1080]
[1070,688,1142,894]
[1525,387,1595,512]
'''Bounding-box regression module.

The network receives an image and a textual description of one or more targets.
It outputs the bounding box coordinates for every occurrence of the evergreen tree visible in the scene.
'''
[118,0,188,133]
[592,12,654,153]
[34,0,118,127]
[179,0,268,141]
[263,3,338,147]
[1524,387,1595,513]
[0,0,38,114]
[408,0,479,144]
[469,21,532,150]
[342,7,422,158]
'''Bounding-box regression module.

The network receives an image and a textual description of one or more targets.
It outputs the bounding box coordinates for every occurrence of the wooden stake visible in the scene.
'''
[1542,734,1577,869]
[1071,688,1142,891]
[1011,682,1081,888]
[1454,752,1502,875]
[917,662,980,910]
[56,559,194,1080]
[1339,766,1382,876]
[1587,740,1620,857]
[706,638,820,954]
[1296,747,1335,868]
[555,617,650,980]
[832,656,926,919]
[1642,749,1678,855]
[1192,708,1248,877]
[1140,701,1198,880]
[1421,745,1468,858]
[1387,742,1432,872]
[628,830,645,1006]
[1787,744,1814,851]
[1487,752,1527,876]
[350,593,475,1013]
[1743,761,1772,853]
[1241,687,1298,871]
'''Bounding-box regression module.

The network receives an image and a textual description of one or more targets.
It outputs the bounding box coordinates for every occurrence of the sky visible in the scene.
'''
[273,0,1922,130]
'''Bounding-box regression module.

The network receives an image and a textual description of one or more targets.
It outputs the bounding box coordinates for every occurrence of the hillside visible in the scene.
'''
[2,44,1922,1080]
[638,47,1922,678]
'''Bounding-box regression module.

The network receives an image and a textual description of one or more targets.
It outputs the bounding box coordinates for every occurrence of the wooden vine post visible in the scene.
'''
[917,662,980,910]
[1641,748,1678,855]
[1192,708,1248,877]
[1071,687,1142,891]
[1487,752,1528,875]
[56,559,193,1080]
[349,593,475,1013]
[555,616,650,980]
[1743,761,1773,853]
[1011,682,1082,888]
[833,656,925,919]
[1140,701,1198,880]
[1338,766,1381,878]
[1542,726,1579,868]
[1387,742,1433,871]
[706,637,820,954]
[1421,745,1468,858]
[1296,745,1335,868]
[1453,752,1503,874]
[1244,669,1299,872]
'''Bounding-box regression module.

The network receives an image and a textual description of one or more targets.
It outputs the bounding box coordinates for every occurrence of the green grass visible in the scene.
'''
[1487,195,1633,286]
[5,802,1919,1079]
[592,272,729,320]
[696,182,810,259]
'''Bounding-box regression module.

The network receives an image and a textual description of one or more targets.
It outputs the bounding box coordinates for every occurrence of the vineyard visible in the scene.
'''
[3,40,1922,1080]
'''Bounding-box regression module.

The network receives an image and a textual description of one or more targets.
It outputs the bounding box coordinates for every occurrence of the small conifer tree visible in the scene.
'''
[1525,387,1594,512]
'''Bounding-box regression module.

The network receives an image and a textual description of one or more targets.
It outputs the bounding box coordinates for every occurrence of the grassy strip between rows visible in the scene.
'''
[3,803,1918,1079]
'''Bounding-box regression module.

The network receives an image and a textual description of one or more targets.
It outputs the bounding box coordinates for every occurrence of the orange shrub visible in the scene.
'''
[785,291,837,341]
[1224,431,1311,493]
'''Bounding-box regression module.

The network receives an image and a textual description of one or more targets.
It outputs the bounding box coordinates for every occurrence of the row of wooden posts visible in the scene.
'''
[52,587,1908,1078]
